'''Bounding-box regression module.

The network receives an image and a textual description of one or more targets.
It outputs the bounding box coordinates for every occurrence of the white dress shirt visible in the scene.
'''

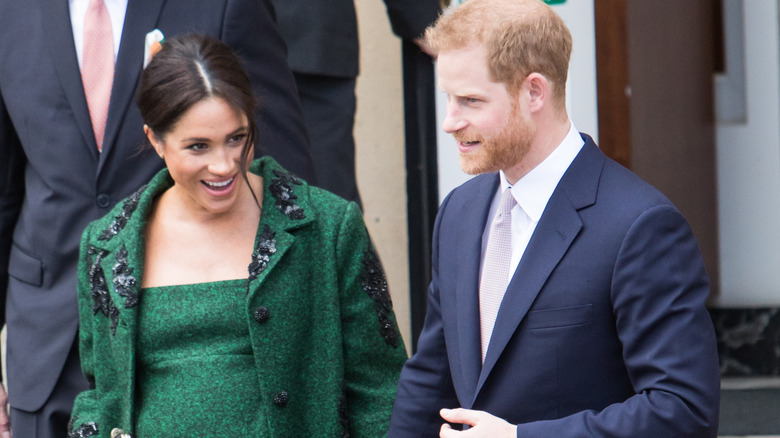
[481,122,585,284]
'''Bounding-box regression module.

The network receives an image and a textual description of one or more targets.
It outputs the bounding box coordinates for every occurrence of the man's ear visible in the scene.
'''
[524,72,549,113]
[144,124,164,158]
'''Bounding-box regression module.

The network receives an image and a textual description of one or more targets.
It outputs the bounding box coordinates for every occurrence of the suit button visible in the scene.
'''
[96,194,111,208]
[274,391,290,407]
[253,306,270,323]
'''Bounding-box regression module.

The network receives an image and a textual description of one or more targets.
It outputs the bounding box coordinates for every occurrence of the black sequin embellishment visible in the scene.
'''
[87,246,120,335]
[97,184,146,241]
[269,170,305,219]
[68,417,99,438]
[247,225,277,293]
[338,386,350,438]
[361,246,398,347]
[113,245,138,308]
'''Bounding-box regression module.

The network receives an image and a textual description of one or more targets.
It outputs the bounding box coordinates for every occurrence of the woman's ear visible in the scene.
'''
[144,124,164,159]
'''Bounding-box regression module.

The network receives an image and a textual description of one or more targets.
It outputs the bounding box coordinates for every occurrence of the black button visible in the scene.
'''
[253,306,270,323]
[96,194,111,208]
[274,391,289,407]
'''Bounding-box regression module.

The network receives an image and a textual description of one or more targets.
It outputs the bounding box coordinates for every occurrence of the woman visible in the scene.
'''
[68,34,407,437]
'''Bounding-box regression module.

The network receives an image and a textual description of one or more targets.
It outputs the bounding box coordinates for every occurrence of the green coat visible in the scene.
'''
[69,157,407,437]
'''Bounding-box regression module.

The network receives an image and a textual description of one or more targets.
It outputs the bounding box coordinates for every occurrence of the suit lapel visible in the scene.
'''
[39,0,99,160]
[98,0,165,172]
[452,174,497,407]
[474,137,603,398]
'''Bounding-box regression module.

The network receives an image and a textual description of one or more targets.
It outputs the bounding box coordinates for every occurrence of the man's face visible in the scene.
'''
[437,44,535,178]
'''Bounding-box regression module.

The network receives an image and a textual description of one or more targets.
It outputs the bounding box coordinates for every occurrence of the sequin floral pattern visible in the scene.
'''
[361,246,398,347]
[87,246,120,335]
[269,170,305,219]
[113,244,139,308]
[68,416,99,437]
[247,225,277,292]
[97,184,146,241]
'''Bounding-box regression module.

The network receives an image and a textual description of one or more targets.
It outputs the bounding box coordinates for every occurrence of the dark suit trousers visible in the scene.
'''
[293,72,361,207]
[10,339,88,437]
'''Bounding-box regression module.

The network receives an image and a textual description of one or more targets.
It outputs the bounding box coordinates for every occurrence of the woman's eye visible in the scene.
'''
[187,143,208,151]
[228,134,247,144]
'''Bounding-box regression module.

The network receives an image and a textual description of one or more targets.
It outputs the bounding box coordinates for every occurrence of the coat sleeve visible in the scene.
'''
[514,205,721,437]
[334,201,408,437]
[68,224,108,438]
[382,0,442,41]
[0,93,25,348]
[388,192,460,438]
[221,0,317,183]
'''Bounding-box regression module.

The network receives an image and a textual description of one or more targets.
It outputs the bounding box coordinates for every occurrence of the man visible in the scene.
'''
[0,0,315,435]
[270,0,440,206]
[389,0,720,436]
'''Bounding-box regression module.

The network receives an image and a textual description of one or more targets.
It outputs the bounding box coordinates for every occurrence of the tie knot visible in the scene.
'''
[497,188,516,216]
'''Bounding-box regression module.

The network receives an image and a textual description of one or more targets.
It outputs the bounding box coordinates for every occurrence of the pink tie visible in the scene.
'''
[82,0,114,151]
[479,188,516,362]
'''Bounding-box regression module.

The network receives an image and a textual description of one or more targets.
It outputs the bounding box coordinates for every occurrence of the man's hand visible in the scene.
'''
[439,408,516,437]
[0,383,11,438]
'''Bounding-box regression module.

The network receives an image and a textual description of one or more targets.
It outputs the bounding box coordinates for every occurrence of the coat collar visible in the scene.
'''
[89,156,315,256]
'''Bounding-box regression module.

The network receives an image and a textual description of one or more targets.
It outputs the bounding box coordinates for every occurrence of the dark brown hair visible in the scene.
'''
[138,33,259,197]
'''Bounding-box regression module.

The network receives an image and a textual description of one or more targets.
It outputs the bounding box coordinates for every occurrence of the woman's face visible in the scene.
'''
[146,97,251,216]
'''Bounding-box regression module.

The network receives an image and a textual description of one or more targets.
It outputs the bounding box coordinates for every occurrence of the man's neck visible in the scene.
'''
[504,117,571,184]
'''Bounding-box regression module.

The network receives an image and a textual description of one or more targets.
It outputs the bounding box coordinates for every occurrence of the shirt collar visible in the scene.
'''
[499,122,584,222]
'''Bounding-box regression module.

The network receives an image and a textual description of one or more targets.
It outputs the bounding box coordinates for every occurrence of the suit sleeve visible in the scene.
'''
[388,192,460,438]
[336,201,409,437]
[0,92,25,348]
[382,0,442,41]
[514,205,720,437]
[221,0,317,183]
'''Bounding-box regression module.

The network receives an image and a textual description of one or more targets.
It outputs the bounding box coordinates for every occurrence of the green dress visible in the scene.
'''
[133,279,264,436]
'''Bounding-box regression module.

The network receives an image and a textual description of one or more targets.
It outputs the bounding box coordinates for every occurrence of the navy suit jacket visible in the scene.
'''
[0,0,314,412]
[389,135,720,437]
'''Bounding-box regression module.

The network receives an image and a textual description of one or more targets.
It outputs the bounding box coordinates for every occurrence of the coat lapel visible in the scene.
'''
[38,0,99,160]
[474,136,603,398]
[451,174,497,407]
[245,159,316,296]
[98,0,165,172]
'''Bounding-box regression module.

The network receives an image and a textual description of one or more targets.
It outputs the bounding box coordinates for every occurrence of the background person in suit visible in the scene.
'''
[0,0,315,436]
[389,0,721,436]
[269,0,441,206]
